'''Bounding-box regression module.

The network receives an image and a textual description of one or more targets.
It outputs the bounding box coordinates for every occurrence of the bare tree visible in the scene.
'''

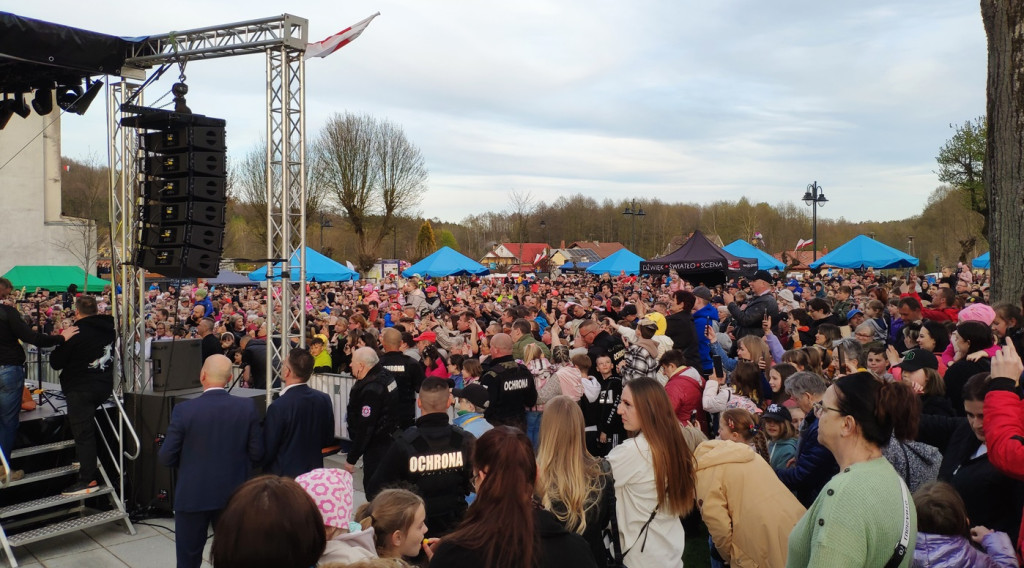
[230,139,332,248]
[51,219,98,291]
[508,190,535,263]
[313,112,426,270]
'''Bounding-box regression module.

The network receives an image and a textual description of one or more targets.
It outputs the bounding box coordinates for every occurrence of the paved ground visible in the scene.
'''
[1,455,366,568]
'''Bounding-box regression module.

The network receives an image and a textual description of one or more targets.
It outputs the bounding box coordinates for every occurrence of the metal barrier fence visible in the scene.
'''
[309,372,357,440]
[24,347,61,385]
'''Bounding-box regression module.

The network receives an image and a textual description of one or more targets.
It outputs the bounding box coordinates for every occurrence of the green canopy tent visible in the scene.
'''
[2,266,109,293]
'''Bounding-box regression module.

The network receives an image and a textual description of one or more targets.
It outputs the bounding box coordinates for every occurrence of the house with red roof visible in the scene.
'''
[480,243,551,270]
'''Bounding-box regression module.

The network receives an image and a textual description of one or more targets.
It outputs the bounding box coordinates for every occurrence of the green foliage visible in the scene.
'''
[436,229,458,251]
[936,116,986,228]
[415,220,437,260]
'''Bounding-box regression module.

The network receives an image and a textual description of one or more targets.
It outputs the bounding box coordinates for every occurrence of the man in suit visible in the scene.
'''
[158,355,263,568]
[262,348,335,478]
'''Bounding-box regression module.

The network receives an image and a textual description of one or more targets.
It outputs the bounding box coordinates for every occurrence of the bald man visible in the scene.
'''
[345,346,401,489]
[159,355,263,568]
[479,333,537,430]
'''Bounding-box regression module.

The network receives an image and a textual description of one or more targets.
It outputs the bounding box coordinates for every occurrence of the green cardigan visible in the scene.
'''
[787,457,917,567]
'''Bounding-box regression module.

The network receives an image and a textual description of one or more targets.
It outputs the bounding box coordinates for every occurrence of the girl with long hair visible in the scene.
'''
[355,489,427,564]
[767,362,797,406]
[717,408,770,463]
[703,361,763,416]
[607,377,697,568]
[430,427,595,568]
[536,396,613,564]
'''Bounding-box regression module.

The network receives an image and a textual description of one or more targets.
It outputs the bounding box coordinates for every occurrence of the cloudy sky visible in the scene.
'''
[14,1,985,224]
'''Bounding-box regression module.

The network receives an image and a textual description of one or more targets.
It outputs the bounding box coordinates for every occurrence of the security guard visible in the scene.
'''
[366,377,474,537]
[479,333,537,430]
[378,328,425,429]
[345,347,401,490]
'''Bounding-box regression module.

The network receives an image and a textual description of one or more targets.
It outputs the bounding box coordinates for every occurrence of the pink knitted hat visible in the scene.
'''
[295,468,355,529]
[958,303,995,326]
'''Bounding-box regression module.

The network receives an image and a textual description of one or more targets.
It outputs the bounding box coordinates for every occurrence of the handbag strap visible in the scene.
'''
[622,507,658,559]
[882,475,912,568]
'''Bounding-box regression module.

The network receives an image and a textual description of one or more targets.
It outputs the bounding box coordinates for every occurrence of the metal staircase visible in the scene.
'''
[0,393,140,568]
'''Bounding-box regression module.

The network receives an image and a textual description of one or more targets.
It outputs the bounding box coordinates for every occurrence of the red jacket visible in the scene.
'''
[983,378,1024,557]
[900,292,954,322]
[665,367,707,433]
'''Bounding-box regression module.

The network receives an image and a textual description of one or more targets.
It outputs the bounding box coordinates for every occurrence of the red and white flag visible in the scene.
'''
[795,238,814,250]
[304,13,380,60]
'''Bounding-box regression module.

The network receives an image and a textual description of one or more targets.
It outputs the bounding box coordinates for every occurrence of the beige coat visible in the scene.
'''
[694,440,804,568]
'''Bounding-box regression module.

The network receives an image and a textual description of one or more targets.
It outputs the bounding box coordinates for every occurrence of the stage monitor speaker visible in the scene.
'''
[125,387,268,512]
[150,339,203,391]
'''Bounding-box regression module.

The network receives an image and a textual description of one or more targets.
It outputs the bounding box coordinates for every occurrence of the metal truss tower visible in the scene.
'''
[108,15,309,403]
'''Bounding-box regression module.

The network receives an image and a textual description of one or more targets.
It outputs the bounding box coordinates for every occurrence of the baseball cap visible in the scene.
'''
[895,348,939,372]
[425,285,437,293]
[453,383,490,409]
[762,403,792,423]
[413,331,437,343]
[619,304,638,317]
[846,308,863,321]
[787,279,800,288]
[752,270,775,284]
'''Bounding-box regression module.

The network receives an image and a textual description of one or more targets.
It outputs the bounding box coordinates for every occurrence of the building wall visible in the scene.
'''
[0,107,95,277]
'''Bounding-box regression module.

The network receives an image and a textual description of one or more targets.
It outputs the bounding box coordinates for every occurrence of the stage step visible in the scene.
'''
[6,510,129,548]
[0,487,113,519]
[4,464,79,489]
[10,440,75,459]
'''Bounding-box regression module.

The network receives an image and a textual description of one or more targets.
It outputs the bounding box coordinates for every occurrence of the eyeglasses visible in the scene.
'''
[812,401,842,418]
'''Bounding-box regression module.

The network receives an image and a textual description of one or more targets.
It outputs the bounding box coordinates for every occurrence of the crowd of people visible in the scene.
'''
[1,259,1023,567]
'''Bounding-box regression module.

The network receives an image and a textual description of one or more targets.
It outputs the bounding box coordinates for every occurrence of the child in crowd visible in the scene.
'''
[766,363,797,407]
[447,354,465,389]
[760,403,798,472]
[355,489,430,565]
[295,469,378,565]
[704,361,763,417]
[864,299,889,342]
[716,408,770,463]
[865,343,894,381]
[912,482,1019,568]
[460,358,482,386]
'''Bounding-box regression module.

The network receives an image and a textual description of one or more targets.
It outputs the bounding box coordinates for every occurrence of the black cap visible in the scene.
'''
[762,403,792,423]
[752,270,775,284]
[895,348,939,372]
[453,383,490,409]
[619,304,638,317]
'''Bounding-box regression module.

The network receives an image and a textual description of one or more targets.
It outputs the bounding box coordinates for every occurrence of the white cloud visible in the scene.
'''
[10,0,986,226]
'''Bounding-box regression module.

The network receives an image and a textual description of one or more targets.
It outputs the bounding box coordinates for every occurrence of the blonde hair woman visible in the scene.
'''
[536,396,613,564]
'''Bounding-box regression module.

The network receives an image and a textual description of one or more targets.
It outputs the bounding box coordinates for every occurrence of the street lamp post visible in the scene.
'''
[622,199,646,251]
[802,181,828,262]
[907,235,915,256]
[319,216,333,251]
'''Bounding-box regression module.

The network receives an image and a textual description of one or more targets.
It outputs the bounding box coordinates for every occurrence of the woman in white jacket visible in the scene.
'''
[607,377,697,568]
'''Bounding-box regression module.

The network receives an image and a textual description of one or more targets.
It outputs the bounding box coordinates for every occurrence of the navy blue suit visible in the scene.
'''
[159,388,263,568]
[262,383,335,478]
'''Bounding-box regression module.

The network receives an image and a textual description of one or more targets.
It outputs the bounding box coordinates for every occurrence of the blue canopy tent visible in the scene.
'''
[586,248,644,276]
[248,247,359,282]
[972,252,990,269]
[402,247,489,278]
[809,235,918,269]
[722,240,785,271]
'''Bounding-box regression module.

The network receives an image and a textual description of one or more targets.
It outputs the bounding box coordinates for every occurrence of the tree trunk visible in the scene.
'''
[982,0,1024,305]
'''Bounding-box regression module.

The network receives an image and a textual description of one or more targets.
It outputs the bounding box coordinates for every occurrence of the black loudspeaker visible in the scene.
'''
[149,339,203,391]
[136,247,219,277]
[125,387,268,512]
[132,109,227,278]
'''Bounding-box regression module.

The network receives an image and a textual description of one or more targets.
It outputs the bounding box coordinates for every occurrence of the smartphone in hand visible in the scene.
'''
[712,354,724,378]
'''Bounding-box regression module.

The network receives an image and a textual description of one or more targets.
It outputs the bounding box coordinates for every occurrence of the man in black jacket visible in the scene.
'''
[49,295,114,495]
[723,270,780,341]
[0,278,76,482]
[479,333,537,430]
[345,347,400,489]
[378,328,424,429]
[367,377,475,537]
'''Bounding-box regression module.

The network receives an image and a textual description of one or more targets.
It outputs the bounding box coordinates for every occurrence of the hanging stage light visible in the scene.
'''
[10,93,30,118]
[57,79,103,115]
[31,88,54,115]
